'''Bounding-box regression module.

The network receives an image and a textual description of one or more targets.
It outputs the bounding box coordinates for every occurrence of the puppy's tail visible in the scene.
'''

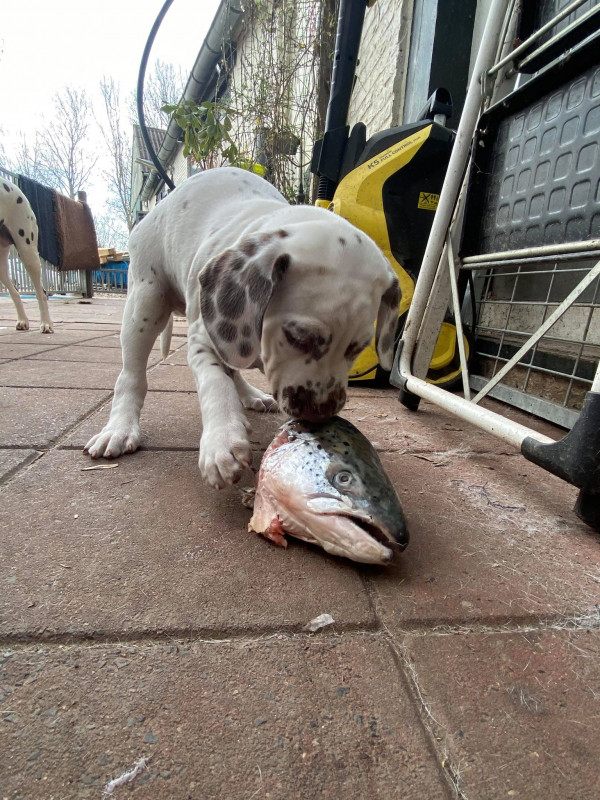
[160,314,174,360]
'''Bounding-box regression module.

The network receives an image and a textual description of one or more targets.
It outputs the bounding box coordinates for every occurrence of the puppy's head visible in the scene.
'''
[199,218,400,421]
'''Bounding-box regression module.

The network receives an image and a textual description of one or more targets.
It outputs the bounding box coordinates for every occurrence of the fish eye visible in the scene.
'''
[334,470,353,488]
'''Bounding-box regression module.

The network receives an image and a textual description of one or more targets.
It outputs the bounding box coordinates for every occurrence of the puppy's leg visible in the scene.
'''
[18,245,53,333]
[0,243,30,330]
[84,285,169,458]
[188,320,253,489]
[233,372,279,413]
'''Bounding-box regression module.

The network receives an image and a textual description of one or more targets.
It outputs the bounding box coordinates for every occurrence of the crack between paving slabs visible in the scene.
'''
[360,574,600,799]
[360,573,461,798]
[0,621,383,650]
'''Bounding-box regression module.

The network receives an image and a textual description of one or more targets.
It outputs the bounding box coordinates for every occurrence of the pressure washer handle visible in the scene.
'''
[415,88,454,127]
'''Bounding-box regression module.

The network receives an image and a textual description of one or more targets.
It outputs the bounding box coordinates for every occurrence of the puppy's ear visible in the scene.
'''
[374,270,401,371]
[199,234,291,368]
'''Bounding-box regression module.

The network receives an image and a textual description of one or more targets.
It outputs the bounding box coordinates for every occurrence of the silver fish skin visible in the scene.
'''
[249,416,409,564]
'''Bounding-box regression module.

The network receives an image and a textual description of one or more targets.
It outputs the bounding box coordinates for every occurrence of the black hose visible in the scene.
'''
[136,0,176,192]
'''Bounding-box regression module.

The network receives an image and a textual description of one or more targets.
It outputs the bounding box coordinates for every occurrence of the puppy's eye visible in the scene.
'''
[334,470,353,488]
[284,324,317,352]
[282,323,332,360]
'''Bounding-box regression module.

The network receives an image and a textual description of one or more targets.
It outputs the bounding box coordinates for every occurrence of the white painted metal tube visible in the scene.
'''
[472,258,600,403]
[488,0,591,75]
[399,0,510,379]
[592,362,600,393]
[462,239,600,265]
[519,4,600,72]
[402,375,555,449]
[446,233,471,399]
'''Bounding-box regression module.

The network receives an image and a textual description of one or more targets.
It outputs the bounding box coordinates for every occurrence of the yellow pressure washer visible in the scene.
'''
[311,0,472,385]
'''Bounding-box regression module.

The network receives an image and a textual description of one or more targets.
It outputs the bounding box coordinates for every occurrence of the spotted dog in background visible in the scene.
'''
[85,167,400,489]
[0,180,53,333]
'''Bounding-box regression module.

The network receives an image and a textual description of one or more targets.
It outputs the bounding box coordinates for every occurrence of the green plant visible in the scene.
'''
[161,99,240,168]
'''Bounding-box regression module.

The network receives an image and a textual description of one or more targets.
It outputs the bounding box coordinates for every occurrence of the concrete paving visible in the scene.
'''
[1,295,599,799]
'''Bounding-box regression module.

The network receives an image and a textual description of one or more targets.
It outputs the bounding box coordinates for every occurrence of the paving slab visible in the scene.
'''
[402,627,600,799]
[10,299,126,326]
[62,391,285,452]
[342,394,562,453]
[24,344,161,366]
[0,342,64,360]
[0,635,448,800]
[148,363,197,392]
[49,321,122,329]
[0,359,122,390]
[0,388,111,448]
[163,344,191,365]
[73,332,175,351]
[0,329,113,346]
[70,331,125,348]
[0,449,39,482]
[371,449,600,627]
[0,449,375,638]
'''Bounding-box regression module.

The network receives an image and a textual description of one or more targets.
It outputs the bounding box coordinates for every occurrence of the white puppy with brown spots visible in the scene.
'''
[0,180,53,333]
[85,167,400,488]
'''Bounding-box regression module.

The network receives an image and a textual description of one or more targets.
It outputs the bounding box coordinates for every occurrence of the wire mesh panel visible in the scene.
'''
[460,2,600,427]
[471,254,600,427]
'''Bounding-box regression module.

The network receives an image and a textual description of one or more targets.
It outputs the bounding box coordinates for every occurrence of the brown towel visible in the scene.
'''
[53,192,100,270]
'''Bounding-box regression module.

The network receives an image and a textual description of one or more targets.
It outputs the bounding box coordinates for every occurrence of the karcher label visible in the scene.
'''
[418,191,439,210]
[365,132,424,171]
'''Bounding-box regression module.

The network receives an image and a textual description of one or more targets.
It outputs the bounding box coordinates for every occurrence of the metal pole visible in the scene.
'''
[592,362,600,393]
[402,375,555,449]
[462,238,600,265]
[446,233,471,399]
[397,0,510,381]
[488,0,591,75]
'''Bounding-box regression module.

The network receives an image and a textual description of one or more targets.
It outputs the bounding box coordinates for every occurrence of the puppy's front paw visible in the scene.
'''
[16,319,29,331]
[244,394,280,413]
[199,425,252,489]
[84,425,141,459]
[40,322,54,334]
[239,386,280,413]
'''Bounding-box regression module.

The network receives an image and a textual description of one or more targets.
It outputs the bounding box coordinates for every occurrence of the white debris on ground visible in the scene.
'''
[303,613,335,632]
[103,757,149,795]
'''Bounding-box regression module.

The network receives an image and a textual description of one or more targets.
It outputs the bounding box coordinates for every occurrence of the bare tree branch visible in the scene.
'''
[35,86,98,199]
[129,59,187,129]
[98,77,134,232]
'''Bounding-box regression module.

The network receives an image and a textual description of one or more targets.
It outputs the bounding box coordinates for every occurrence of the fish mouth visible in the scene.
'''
[341,515,406,553]
[301,510,402,565]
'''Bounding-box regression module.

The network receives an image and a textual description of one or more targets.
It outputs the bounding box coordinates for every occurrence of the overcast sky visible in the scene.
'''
[0,0,222,212]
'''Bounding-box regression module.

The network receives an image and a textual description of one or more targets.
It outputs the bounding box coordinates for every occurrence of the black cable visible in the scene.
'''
[136,0,177,192]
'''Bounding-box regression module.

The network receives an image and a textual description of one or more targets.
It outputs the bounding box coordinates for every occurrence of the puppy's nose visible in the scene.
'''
[282,384,346,421]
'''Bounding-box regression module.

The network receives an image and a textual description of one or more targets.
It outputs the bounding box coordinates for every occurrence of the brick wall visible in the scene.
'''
[347,0,414,134]
[171,151,190,187]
